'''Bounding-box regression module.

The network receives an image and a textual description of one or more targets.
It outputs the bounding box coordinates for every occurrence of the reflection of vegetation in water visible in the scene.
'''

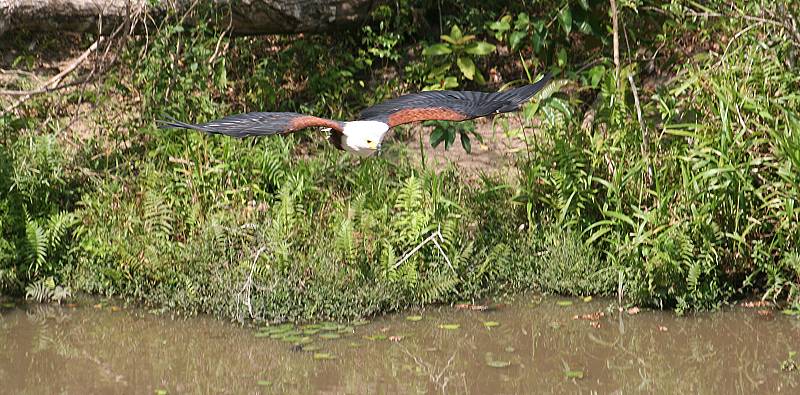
[1,0,799,319]
[3,301,800,393]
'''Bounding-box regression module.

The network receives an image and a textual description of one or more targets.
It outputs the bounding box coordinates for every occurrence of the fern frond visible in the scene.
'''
[418,273,459,304]
[26,219,47,275]
[143,191,173,237]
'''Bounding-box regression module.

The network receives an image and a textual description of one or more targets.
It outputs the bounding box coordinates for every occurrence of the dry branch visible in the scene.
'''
[0,0,378,36]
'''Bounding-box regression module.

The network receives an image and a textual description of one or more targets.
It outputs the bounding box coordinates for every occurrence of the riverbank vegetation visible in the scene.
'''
[1,0,798,320]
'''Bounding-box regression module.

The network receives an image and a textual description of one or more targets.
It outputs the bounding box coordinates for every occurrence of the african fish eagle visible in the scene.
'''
[158,73,552,157]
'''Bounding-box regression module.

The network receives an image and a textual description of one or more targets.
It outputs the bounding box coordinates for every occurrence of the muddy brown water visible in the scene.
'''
[1,297,799,394]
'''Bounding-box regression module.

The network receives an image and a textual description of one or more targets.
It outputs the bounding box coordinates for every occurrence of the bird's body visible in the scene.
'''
[159,74,552,157]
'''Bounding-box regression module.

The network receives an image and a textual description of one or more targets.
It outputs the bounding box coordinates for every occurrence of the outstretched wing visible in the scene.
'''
[359,73,552,127]
[157,112,344,138]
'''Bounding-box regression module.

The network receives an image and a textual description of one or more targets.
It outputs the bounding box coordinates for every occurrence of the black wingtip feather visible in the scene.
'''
[498,73,554,112]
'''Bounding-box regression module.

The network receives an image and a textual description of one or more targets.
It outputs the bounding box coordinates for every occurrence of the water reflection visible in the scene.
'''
[1,298,799,394]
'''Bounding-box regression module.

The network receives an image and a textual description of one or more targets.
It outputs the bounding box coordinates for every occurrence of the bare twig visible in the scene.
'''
[0,40,99,98]
[610,0,620,78]
[237,246,267,320]
[393,227,456,275]
[209,12,233,64]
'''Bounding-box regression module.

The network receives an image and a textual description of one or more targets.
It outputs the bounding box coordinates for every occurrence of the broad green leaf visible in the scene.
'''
[458,35,477,45]
[449,25,463,40]
[444,129,456,150]
[457,56,476,80]
[442,76,459,89]
[516,12,530,29]
[423,43,452,56]
[440,35,458,45]
[430,128,446,147]
[460,131,472,153]
[489,20,511,32]
[473,69,486,84]
[558,7,572,35]
[509,31,527,50]
[557,47,568,67]
[465,42,496,55]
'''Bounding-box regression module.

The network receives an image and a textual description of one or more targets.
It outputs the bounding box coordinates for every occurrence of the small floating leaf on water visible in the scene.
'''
[504,346,515,353]
[257,380,271,386]
[487,360,512,368]
[556,300,573,307]
[282,336,303,343]
[363,334,387,341]
[438,324,460,330]
[254,332,270,338]
[1,302,15,308]
[565,370,584,379]
[313,352,336,360]
[483,321,500,328]
[303,329,320,335]
[319,333,341,340]
[261,324,294,336]
[583,296,592,302]
[154,390,167,395]
[352,319,369,326]
[782,309,799,316]
[338,326,354,334]
[406,315,423,321]
[301,344,321,352]
[303,324,322,330]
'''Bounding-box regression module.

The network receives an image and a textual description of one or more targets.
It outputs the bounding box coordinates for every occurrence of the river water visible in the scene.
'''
[1,296,798,394]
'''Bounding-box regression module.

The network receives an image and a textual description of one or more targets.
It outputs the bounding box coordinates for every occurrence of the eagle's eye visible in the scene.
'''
[366,139,374,144]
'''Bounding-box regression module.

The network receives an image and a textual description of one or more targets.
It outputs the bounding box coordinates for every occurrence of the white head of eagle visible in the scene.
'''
[157,73,552,157]
[341,121,390,156]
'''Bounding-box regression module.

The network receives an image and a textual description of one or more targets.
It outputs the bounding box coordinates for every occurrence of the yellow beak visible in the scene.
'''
[368,141,378,150]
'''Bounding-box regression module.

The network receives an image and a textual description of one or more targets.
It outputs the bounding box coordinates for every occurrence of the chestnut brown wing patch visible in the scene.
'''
[359,73,552,127]
[158,112,343,138]
[288,116,345,132]
[386,107,469,128]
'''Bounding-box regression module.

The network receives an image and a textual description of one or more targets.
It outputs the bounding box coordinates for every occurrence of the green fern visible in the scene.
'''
[25,218,47,275]
[418,272,459,304]
[393,176,431,246]
[334,216,357,264]
[46,211,77,250]
[143,191,173,237]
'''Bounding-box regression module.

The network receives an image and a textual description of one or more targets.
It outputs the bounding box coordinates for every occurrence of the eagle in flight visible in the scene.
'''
[159,74,552,157]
